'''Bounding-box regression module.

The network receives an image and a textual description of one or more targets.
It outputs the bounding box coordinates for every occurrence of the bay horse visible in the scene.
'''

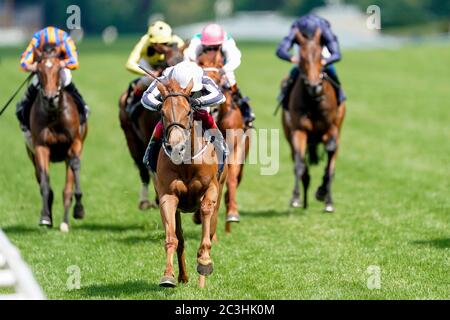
[152,78,227,288]
[118,43,186,210]
[282,29,346,213]
[28,45,88,231]
[198,51,250,233]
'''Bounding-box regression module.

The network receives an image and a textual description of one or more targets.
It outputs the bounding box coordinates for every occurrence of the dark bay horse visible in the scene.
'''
[28,45,88,231]
[198,51,250,233]
[153,78,227,288]
[118,43,186,210]
[282,29,346,213]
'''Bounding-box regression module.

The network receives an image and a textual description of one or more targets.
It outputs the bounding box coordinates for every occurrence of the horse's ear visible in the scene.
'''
[295,28,306,45]
[184,79,194,95]
[157,81,168,98]
[313,28,322,43]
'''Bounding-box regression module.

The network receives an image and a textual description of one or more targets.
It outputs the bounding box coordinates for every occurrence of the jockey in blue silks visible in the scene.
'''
[276,14,346,109]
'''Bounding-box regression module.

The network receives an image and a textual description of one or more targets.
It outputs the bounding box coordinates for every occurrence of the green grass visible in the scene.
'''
[0,39,449,299]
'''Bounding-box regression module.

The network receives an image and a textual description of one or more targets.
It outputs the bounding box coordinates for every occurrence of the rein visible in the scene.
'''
[0,73,34,117]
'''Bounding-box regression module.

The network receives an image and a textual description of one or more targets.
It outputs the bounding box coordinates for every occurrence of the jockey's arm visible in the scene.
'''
[276,25,297,63]
[141,76,167,111]
[20,34,40,72]
[184,36,201,62]
[61,34,79,70]
[321,26,341,65]
[197,76,226,107]
[222,38,241,73]
[126,35,148,75]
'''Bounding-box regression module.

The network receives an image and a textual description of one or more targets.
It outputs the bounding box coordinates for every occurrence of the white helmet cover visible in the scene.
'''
[167,61,203,92]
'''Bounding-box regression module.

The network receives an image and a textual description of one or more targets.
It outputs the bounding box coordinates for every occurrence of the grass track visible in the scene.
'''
[0,39,449,299]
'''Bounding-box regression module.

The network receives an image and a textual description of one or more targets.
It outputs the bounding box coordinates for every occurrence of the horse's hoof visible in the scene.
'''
[197,263,213,276]
[73,204,85,220]
[159,276,176,288]
[39,217,53,228]
[315,188,327,202]
[290,198,301,208]
[178,275,189,284]
[324,204,334,213]
[226,214,240,223]
[59,222,69,233]
[192,212,202,225]
[138,200,157,210]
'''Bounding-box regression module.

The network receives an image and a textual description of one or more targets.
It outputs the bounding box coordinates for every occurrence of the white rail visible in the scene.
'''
[0,230,45,300]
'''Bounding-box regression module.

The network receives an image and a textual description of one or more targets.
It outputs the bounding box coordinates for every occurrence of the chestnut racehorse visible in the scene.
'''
[118,43,185,210]
[282,29,346,212]
[28,45,88,232]
[152,78,227,288]
[198,51,250,233]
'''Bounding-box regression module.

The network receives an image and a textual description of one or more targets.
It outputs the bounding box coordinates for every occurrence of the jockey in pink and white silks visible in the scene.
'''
[184,23,255,128]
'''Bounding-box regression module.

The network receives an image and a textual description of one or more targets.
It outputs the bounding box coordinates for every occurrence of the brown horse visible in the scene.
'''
[118,43,186,210]
[198,51,250,233]
[282,29,346,213]
[27,45,88,231]
[152,78,227,288]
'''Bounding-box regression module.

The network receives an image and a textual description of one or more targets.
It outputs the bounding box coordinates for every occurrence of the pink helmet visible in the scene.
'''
[200,23,226,46]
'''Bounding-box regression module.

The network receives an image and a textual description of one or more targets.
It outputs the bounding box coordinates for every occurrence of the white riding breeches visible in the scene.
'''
[225,70,236,87]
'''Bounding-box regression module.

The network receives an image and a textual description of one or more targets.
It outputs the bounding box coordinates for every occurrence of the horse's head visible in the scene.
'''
[295,28,324,97]
[35,43,62,107]
[157,78,194,164]
[198,50,224,86]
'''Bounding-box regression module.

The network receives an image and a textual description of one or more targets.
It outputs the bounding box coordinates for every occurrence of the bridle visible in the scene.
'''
[160,92,211,161]
[36,54,63,109]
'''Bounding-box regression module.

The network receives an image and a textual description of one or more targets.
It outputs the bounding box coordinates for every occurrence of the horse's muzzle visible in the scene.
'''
[306,82,323,97]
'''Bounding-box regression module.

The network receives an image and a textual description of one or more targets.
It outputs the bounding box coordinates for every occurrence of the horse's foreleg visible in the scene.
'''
[225,163,240,229]
[197,183,218,287]
[175,210,188,284]
[290,130,308,208]
[35,146,53,227]
[159,194,179,287]
[69,139,85,220]
[60,161,74,232]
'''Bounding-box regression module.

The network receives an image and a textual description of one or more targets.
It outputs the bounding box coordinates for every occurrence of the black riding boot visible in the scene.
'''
[143,138,162,172]
[65,83,89,123]
[206,129,229,178]
[16,84,38,131]
[232,87,255,129]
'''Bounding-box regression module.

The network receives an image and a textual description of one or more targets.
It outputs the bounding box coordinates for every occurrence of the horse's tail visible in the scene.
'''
[307,142,319,165]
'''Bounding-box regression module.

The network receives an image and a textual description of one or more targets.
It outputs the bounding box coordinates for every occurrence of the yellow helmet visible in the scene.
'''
[147,21,172,43]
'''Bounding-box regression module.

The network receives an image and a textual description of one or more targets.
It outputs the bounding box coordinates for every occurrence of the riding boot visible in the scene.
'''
[231,84,255,128]
[65,82,89,123]
[324,65,346,105]
[206,128,228,178]
[278,67,299,111]
[143,121,164,172]
[16,83,38,131]
[143,138,162,172]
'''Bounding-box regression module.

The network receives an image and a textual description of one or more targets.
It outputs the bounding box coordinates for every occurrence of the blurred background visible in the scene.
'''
[0,0,449,47]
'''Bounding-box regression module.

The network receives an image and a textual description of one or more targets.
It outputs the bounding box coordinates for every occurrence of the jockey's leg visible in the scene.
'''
[324,65,346,106]
[194,109,229,165]
[227,71,255,128]
[16,75,39,131]
[279,67,299,111]
[62,69,89,123]
[143,121,164,172]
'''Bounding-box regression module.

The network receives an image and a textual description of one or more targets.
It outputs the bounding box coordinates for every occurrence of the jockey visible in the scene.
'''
[16,26,88,131]
[125,20,184,106]
[184,23,255,128]
[276,14,346,109]
[141,61,228,172]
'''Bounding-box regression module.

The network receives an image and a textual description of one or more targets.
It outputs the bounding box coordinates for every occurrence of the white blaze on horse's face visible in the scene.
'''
[168,128,187,165]
[45,60,53,69]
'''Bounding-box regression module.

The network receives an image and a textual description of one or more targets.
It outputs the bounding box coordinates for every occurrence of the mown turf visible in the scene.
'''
[0,39,448,299]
